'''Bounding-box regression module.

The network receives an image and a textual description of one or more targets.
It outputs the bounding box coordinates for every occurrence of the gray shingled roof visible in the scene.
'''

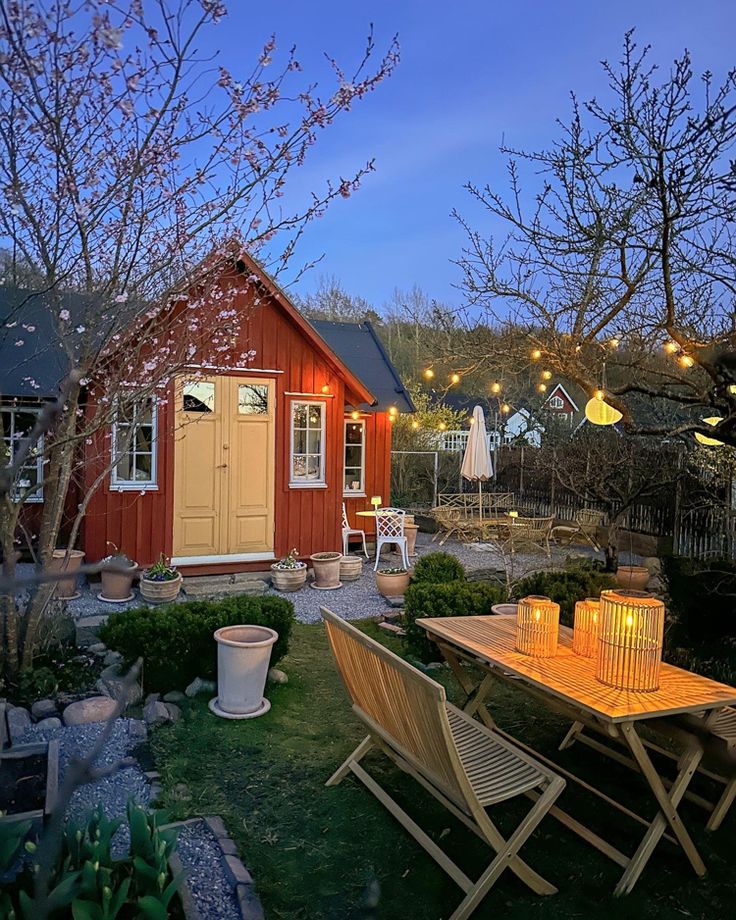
[310,319,414,413]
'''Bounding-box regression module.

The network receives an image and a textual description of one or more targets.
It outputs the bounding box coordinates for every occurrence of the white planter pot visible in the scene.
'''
[208,625,278,720]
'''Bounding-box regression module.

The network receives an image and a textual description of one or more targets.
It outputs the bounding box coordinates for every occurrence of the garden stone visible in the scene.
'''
[7,706,32,741]
[103,650,123,667]
[96,663,143,707]
[63,696,118,725]
[185,676,216,698]
[88,642,107,655]
[145,693,161,705]
[164,703,182,721]
[35,717,62,731]
[31,698,57,720]
[172,783,192,801]
[267,667,288,685]
[75,615,109,646]
[163,690,186,704]
[384,595,405,608]
[143,700,170,725]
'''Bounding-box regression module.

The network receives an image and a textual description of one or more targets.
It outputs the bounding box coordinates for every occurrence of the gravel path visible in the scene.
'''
[176,820,242,920]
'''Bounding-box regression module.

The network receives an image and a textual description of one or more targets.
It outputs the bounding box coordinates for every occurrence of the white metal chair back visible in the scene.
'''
[341,502,350,531]
[341,502,368,558]
[376,507,405,539]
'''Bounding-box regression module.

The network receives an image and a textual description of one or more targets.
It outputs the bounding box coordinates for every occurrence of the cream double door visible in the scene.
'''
[172,375,275,563]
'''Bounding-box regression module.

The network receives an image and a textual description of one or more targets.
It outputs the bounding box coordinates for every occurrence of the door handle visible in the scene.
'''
[216,463,228,470]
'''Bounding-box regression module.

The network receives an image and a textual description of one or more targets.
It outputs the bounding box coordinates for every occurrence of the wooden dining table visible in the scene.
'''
[418,614,736,896]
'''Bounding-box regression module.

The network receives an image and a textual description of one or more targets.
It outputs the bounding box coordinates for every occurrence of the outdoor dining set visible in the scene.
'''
[320,590,736,919]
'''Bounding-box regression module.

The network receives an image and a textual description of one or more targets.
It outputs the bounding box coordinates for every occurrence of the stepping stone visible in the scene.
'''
[377,621,406,637]
[75,615,109,646]
[31,699,57,720]
[36,717,62,730]
[163,690,186,704]
[7,706,32,741]
[63,696,118,726]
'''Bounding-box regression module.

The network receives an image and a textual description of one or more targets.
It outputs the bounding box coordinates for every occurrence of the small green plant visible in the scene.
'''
[102,542,135,568]
[378,567,408,575]
[412,552,465,584]
[0,802,181,919]
[273,548,306,570]
[143,554,178,582]
[403,580,504,661]
[100,595,295,692]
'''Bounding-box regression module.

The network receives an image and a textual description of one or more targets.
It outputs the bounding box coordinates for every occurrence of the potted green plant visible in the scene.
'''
[140,554,182,604]
[271,548,307,592]
[309,551,343,589]
[99,543,138,602]
[376,566,411,597]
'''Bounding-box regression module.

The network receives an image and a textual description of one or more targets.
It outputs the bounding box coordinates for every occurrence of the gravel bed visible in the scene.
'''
[17,718,150,856]
[175,820,242,920]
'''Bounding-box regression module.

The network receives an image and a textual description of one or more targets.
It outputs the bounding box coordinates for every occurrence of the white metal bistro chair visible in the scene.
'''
[374,507,409,570]
[342,502,368,558]
[321,607,565,919]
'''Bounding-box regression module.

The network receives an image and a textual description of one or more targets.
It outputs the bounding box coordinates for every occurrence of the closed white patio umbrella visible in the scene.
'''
[461,405,494,518]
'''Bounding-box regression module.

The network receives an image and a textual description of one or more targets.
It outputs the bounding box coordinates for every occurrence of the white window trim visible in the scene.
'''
[289,399,326,488]
[110,396,159,491]
[547,395,564,410]
[2,405,44,503]
[343,418,366,497]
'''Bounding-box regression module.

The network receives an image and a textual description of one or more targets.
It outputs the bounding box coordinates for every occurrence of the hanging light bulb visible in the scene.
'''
[423,368,435,380]
[663,341,679,355]
[538,383,547,393]
[531,348,542,361]
[491,381,501,394]
[541,370,552,380]
[450,372,461,385]
[438,421,447,431]
[388,406,398,417]
[694,416,725,447]
[680,354,694,369]
[411,420,420,430]
[501,403,510,414]
[585,390,623,426]
[469,416,475,425]
[351,410,360,420]
[321,384,330,394]
[609,338,620,349]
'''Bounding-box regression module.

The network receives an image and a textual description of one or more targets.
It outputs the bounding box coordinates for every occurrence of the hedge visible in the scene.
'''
[412,552,466,584]
[404,580,505,661]
[99,595,295,693]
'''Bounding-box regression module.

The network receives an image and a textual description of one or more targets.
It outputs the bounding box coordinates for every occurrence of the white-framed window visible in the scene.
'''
[547,395,564,410]
[111,396,158,490]
[1,405,44,502]
[343,419,365,495]
[290,400,326,487]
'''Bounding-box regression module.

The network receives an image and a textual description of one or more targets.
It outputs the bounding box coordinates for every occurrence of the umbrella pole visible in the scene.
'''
[479,480,483,519]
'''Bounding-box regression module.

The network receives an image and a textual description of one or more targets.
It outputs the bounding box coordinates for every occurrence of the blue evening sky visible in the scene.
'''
[216,1,735,309]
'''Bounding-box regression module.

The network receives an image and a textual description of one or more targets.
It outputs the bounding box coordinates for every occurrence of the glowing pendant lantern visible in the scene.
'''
[694,417,725,447]
[515,595,560,658]
[596,590,665,692]
[572,597,600,658]
[585,392,623,426]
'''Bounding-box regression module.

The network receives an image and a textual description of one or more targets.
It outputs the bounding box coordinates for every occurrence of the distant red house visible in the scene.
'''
[542,383,580,426]
[0,257,413,574]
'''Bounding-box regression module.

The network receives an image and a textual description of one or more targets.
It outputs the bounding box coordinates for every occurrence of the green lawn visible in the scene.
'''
[151,622,736,919]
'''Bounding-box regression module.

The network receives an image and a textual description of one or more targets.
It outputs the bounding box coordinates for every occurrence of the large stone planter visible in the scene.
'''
[615,565,650,591]
[49,549,85,599]
[340,555,364,582]
[404,523,419,557]
[209,625,278,720]
[100,561,138,602]
[309,552,342,590]
[375,569,411,597]
[140,572,182,604]
[270,564,307,592]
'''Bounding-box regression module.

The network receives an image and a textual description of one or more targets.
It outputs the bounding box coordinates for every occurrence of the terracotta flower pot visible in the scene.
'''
[375,569,411,597]
[100,561,138,602]
[404,523,419,557]
[49,549,85,599]
[209,624,278,720]
[340,555,364,582]
[140,572,182,604]
[615,565,650,591]
[271,564,307,592]
[309,552,343,589]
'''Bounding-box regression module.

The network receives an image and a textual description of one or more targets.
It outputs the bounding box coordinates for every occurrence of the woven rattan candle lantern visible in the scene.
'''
[515,595,560,657]
[572,597,600,658]
[596,590,665,692]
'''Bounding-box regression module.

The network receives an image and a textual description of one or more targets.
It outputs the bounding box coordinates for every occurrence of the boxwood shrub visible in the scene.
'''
[404,580,505,662]
[412,552,466,584]
[99,595,294,693]
[514,566,616,626]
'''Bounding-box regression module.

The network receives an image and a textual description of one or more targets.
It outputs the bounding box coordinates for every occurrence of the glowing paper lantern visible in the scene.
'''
[515,595,560,658]
[596,590,665,692]
[694,417,725,447]
[585,395,623,426]
[572,597,600,658]
[370,496,382,510]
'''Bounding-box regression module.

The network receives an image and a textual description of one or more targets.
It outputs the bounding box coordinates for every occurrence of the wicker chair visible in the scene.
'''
[551,509,605,551]
[503,515,554,557]
[321,607,565,919]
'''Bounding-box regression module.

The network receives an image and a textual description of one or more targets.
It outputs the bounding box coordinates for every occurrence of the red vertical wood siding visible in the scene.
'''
[342,412,392,536]
[83,274,387,571]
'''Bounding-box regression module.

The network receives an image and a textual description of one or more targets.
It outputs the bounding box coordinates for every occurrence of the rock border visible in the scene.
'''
[158,812,264,920]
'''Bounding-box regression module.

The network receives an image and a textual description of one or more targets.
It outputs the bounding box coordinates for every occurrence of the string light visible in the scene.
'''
[388,406,398,416]
[679,354,694,368]
[438,421,447,431]
[595,388,605,400]
[538,383,547,393]
[351,410,360,420]
[729,385,736,395]
[541,370,552,380]
[501,403,510,414]
[321,384,330,394]
[609,338,620,349]
[411,420,420,430]
[664,341,679,354]
[450,372,461,385]
[469,416,475,425]
[491,381,501,394]
[531,348,542,360]
[423,368,435,380]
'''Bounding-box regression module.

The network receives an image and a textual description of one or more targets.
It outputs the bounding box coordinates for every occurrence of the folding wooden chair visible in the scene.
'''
[321,607,565,919]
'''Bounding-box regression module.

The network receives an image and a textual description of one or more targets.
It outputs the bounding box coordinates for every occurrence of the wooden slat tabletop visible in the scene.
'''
[419,615,736,723]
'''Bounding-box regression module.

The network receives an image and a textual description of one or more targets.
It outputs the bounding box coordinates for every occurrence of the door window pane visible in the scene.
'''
[238,384,269,414]
[183,381,215,413]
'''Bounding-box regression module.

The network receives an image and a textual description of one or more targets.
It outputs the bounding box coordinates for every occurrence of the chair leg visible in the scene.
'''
[326,736,374,787]
[401,539,409,569]
[373,539,381,572]
[342,531,349,555]
[361,531,369,558]
[707,775,736,831]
